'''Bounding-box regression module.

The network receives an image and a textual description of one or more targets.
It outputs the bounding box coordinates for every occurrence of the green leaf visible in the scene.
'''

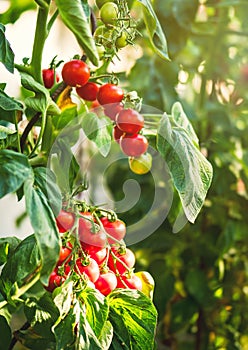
[53,280,74,320]
[0,24,14,73]
[0,315,12,350]
[55,0,99,66]
[0,236,21,266]
[33,167,62,217]
[0,149,31,199]
[52,105,78,130]
[52,137,81,194]
[18,294,58,349]
[53,299,103,350]
[79,287,109,338]
[81,112,113,157]
[0,235,41,300]
[98,321,113,350]
[20,72,60,115]
[136,0,170,61]
[24,175,60,285]
[0,125,18,150]
[157,102,213,224]
[108,289,157,350]
[0,89,23,123]
[25,294,59,327]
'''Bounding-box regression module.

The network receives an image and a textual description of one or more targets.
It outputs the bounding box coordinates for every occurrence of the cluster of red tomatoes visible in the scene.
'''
[42,58,152,174]
[46,207,142,296]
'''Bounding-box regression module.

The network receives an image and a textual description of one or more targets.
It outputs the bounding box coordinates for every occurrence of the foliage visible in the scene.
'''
[0,0,220,349]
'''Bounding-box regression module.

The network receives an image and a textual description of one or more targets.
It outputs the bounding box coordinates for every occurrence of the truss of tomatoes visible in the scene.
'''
[51,59,153,175]
[45,207,142,296]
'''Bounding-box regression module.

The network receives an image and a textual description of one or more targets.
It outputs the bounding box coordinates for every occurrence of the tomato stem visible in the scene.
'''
[28,111,47,157]
[30,4,50,83]
[0,272,40,310]
[14,112,21,153]
[110,249,132,272]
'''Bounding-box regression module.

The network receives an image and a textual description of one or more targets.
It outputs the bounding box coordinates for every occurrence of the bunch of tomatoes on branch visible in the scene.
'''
[47,202,143,295]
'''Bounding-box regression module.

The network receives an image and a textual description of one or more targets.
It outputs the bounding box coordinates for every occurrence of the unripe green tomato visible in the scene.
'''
[116,31,128,48]
[94,25,107,39]
[100,2,118,25]
[96,44,105,59]
[129,153,152,175]
[94,25,113,48]
[96,0,111,8]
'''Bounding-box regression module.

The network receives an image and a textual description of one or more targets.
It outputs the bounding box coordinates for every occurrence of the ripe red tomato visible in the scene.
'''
[97,83,124,105]
[57,242,73,265]
[116,109,144,134]
[62,59,90,87]
[95,271,117,296]
[56,210,75,233]
[75,257,100,283]
[120,134,148,157]
[42,68,59,89]
[113,125,124,144]
[82,244,107,265]
[100,217,126,244]
[104,102,123,121]
[117,274,142,290]
[108,248,135,274]
[78,212,107,248]
[45,265,70,292]
[76,82,99,101]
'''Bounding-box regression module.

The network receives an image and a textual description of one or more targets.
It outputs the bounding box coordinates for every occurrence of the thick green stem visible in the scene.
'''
[14,112,21,153]
[0,273,40,310]
[30,4,51,83]
[41,114,53,153]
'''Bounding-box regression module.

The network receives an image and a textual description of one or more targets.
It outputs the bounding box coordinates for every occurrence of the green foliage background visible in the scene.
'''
[106,1,248,349]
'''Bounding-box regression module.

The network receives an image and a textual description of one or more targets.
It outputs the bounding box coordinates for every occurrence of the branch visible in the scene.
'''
[8,322,30,350]
[20,112,41,152]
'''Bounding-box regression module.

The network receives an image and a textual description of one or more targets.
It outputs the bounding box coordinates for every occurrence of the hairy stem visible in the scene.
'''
[30,4,50,82]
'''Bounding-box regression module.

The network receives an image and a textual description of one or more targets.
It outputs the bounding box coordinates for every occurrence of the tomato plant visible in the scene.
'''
[0,0,214,349]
